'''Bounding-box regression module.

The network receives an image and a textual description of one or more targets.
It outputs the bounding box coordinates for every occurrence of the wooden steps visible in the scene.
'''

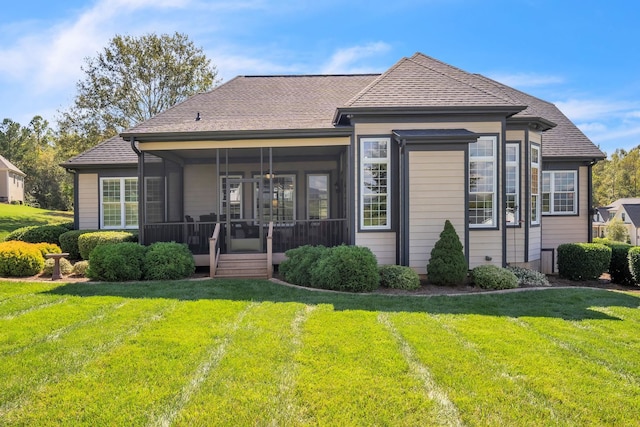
[214,253,269,279]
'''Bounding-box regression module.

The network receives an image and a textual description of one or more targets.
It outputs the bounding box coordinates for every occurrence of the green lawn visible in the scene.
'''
[0,203,73,241]
[1,279,640,426]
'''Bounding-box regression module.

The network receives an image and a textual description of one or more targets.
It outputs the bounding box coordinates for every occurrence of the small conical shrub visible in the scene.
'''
[426,220,467,285]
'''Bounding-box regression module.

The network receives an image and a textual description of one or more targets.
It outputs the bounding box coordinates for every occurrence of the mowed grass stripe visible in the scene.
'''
[388,312,556,426]
[294,305,441,425]
[378,312,463,427]
[171,301,307,426]
[3,299,251,426]
[0,293,68,316]
[0,281,62,299]
[446,314,640,425]
[0,298,178,417]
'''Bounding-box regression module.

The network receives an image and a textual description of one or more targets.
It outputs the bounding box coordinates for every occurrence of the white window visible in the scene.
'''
[506,143,519,226]
[220,175,243,219]
[307,174,329,220]
[542,171,577,215]
[530,144,541,225]
[469,136,497,227]
[100,177,138,229]
[255,174,296,222]
[360,137,390,230]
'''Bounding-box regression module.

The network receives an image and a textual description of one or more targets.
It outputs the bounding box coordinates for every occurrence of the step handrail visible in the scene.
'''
[209,222,221,278]
[266,221,273,278]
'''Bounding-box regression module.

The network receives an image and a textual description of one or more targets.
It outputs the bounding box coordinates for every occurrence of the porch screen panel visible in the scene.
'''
[307,174,329,220]
[255,174,296,222]
[220,175,242,219]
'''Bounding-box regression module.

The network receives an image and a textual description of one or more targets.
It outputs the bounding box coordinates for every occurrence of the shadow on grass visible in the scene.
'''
[44,279,640,321]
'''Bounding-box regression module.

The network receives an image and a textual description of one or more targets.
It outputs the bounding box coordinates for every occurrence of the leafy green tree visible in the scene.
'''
[58,32,219,140]
[606,218,629,243]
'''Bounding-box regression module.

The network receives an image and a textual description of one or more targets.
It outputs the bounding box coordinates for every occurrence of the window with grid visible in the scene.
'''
[530,145,541,225]
[220,175,243,219]
[307,174,329,220]
[101,177,138,229]
[542,171,577,215]
[506,143,519,225]
[469,137,496,227]
[361,138,390,230]
[255,175,295,222]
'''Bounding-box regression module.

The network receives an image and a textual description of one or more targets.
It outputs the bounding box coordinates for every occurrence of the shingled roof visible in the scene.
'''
[66,52,603,167]
[0,154,26,176]
[60,135,138,168]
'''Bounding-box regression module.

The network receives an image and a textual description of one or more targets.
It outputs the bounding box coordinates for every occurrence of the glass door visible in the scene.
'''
[225,178,263,253]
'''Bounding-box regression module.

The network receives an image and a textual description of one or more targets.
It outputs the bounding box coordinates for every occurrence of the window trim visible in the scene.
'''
[220,174,243,220]
[99,177,138,229]
[542,170,578,215]
[307,173,330,220]
[469,136,497,229]
[505,142,520,226]
[360,137,391,231]
[530,144,541,225]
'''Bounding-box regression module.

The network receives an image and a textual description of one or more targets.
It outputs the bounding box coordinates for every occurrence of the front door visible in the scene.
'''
[225,178,263,253]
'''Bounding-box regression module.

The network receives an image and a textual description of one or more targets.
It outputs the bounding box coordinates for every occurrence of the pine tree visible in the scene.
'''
[426,220,468,285]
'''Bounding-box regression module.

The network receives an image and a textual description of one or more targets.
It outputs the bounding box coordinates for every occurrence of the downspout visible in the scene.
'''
[398,138,408,266]
[65,168,79,229]
[588,158,597,242]
[130,138,144,244]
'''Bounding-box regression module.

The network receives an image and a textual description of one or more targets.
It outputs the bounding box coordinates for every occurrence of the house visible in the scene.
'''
[592,198,640,244]
[0,154,26,204]
[61,53,605,276]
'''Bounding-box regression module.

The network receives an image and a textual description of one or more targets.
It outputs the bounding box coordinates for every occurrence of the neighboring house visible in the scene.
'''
[593,198,640,244]
[0,154,26,204]
[62,53,605,274]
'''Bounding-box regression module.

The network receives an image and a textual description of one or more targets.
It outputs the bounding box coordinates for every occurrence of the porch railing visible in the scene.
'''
[144,221,218,255]
[269,218,348,252]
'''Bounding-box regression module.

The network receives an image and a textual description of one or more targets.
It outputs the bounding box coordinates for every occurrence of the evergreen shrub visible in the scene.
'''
[59,230,97,260]
[310,245,379,292]
[78,231,137,260]
[280,245,329,287]
[0,241,46,277]
[472,265,518,290]
[506,265,549,287]
[143,242,195,280]
[379,265,420,290]
[43,257,74,276]
[628,247,640,285]
[72,260,90,277]
[87,242,147,281]
[600,241,634,285]
[426,220,467,285]
[5,224,69,245]
[557,243,611,281]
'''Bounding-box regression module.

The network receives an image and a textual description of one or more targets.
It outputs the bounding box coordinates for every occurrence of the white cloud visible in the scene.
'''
[554,99,637,122]
[212,52,301,81]
[577,122,607,133]
[321,42,391,74]
[488,72,564,88]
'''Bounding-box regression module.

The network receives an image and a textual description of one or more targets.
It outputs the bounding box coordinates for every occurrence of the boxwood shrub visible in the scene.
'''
[600,241,634,285]
[279,245,329,287]
[33,243,62,257]
[379,265,421,290]
[78,231,137,260]
[557,243,611,281]
[72,260,89,277]
[629,247,640,286]
[87,242,147,282]
[472,265,518,290]
[0,241,46,277]
[59,230,97,260]
[506,265,549,287]
[143,242,195,280]
[310,245,379,292]
[4,224,70,245]
[43,257,74,276]
[4,226,37,242]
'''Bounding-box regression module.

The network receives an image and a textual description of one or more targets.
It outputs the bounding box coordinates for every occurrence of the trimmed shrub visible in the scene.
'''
[87,242,147,282]
[280,245,329,287]
[0,241,45,277]
[72,260,90,277]
[59,230,97,260]
[143,242,195,280]
[310,245,379,292]
[4,226,37,242]
[43,257,74,276]
[59,222,76,230]
[506,265,550,287]
[600,241,634,285]
[472,265,519,290]
[427,220,467,285]
[629,247,640,285]
[557,243,611,281]
[33,243,62,258]
[5,224,70,245]
[78,231,137,260]
[379,265,420,290]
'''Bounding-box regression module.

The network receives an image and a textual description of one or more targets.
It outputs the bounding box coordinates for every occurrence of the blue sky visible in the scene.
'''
[1,0,638,156]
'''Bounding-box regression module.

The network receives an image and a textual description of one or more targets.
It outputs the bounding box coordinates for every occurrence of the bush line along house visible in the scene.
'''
[62,53,605,277]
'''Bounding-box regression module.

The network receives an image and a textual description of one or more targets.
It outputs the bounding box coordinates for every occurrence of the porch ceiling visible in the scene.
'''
[148,145,346,162]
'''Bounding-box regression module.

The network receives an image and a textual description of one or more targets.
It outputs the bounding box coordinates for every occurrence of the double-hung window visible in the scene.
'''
[542,171,577,215]
[220,175,243,219]
[469,136,497,227]
[505,143,519,225]
[530,144,541,225]
[100,177,138,229]
[360,137,390,230]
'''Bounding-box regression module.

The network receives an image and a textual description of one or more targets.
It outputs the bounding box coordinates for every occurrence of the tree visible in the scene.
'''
[606,218,629,243]
[426,220,468,285]
[58,32,219,139]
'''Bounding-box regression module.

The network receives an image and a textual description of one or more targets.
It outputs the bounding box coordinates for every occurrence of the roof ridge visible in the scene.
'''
[473,73,556,108]
[344,56,411,107]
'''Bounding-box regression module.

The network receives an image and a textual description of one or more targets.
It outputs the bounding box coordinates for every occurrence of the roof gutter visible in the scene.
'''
[120,127,353,143]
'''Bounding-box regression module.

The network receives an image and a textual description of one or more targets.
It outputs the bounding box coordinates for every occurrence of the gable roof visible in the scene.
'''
[605,198,640,210]
[622,204,640,227]
[0,154,25,176]
[60,135,138,169]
